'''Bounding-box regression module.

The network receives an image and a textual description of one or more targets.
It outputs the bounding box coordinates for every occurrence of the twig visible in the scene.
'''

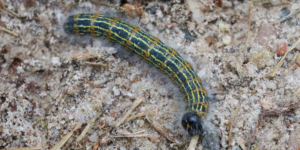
[85,61,109,69]
[272,7,300,24]
[93,141,100,150]
[113,96,144,127]
[0,26,19,37]
[76,111,102,142]
[126,111,155,121]
[51,124,82,150]
[248,122,260,148]
[75,53,100,61]
[228,102,241,147]
[112,133,149,137]
[93,97,144,148]
[240,0,253,53]
[111,130,149,138]
[237,0,253,78]
[248,102,300,147]
[76,53,109,71]
[260,102,300,116]
[187,135,199,150]
[0,1,20,18]
[265,38,300,77]
[145,116,183,145]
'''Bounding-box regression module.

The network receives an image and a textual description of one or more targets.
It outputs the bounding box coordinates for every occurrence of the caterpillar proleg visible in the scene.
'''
[63,13,209,136]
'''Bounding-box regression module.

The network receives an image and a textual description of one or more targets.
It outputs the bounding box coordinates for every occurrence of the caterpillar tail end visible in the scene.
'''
[181,111,204,136]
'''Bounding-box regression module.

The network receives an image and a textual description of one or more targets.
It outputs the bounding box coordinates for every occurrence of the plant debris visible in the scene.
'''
[1,0,300,149]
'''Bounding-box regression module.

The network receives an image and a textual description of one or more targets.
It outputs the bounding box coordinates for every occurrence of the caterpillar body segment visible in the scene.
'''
[63,13,209,136]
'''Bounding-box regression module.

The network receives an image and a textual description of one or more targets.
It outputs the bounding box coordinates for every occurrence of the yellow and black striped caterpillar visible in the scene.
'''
[63,13,209,136]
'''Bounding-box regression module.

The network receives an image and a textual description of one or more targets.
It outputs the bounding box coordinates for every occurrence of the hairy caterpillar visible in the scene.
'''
[63,13,209,136]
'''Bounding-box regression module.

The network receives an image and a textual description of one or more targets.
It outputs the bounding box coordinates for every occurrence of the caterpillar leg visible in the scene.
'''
[181,111,203,136]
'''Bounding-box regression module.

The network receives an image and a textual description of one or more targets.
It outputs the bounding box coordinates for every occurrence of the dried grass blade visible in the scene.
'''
[76,111,102,142]
[265,38,300,77]
[126,111,155,121]
[51,123,82,150]
[0,26,19,37]
[114,96,144,127]
[228,102,241,147]
[187,135,199,150]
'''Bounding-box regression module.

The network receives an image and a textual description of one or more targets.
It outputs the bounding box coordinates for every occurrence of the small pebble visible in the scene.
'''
[278,7,290,19]
[113,86,120,96]
[214,0,222,7]
[219,21,230,32]
[183,28,195,42]
[51,57,61,66]
[205,36,216,46]
[138,119,145,127]
[276,42,287,56]
[237,120,244,128]
[222,35,231,45]
[149,134,160,143]
[16,66,24,74]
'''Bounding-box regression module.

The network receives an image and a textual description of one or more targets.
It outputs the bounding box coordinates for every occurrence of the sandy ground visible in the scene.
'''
[0,0,300,150]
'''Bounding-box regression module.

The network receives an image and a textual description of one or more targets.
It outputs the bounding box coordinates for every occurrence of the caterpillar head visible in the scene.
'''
[181,111,203,136]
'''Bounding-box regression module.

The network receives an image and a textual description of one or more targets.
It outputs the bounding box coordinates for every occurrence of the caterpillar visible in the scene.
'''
[63,13,209,136]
